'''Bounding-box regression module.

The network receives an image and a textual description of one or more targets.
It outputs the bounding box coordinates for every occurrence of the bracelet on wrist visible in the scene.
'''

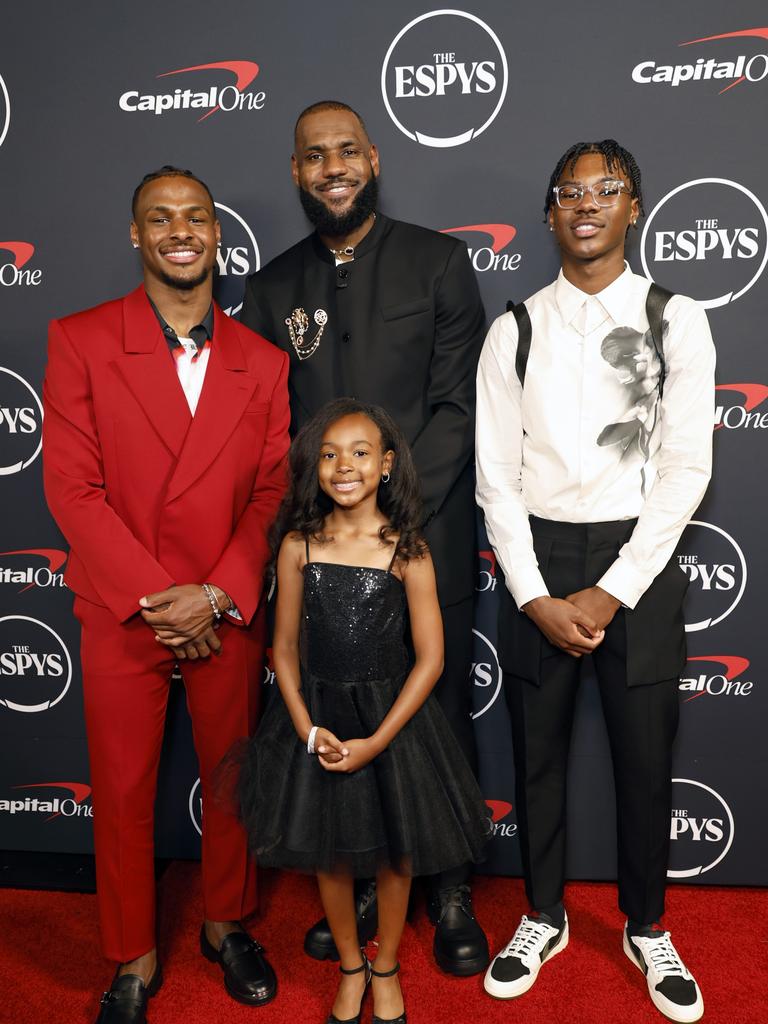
[201,582,222,621]
[307,725,319,755]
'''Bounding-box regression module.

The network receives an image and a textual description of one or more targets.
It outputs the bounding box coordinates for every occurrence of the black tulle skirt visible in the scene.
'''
[237,671,492,878]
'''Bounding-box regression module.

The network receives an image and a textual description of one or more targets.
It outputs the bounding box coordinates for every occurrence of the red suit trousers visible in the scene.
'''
[75,596,263,962]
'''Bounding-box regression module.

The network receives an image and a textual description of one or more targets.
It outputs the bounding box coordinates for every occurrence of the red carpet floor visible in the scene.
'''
[0,863,765,1024]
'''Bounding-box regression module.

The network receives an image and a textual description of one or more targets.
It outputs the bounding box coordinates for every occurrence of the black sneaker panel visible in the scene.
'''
[490,956,531,983]
[655,977,698,1007]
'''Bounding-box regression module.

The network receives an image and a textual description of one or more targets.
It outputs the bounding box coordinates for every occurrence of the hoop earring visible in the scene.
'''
[381,472,390,484]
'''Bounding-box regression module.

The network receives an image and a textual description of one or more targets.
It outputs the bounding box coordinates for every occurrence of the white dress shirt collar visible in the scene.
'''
[554,262,641,335]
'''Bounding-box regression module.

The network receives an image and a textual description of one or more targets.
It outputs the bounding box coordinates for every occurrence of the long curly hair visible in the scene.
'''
[271,398,427,564]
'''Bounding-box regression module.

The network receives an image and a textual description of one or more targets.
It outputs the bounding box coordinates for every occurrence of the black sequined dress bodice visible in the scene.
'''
[301,563,408,683]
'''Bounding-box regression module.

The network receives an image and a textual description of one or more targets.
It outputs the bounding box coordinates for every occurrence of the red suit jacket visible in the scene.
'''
[43,285,289,623]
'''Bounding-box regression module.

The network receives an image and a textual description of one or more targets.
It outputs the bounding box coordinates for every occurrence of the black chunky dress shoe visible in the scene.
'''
[428,884,490,976]
[370,961,406,1024]
[304,880,378,961]
[95,965,163,1024]
[200,926,277,1006]
[327,956,371,1024]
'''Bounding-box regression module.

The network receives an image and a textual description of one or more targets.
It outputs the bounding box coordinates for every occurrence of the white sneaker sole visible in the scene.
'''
[484,919,569,999]
[623,931,704,1023]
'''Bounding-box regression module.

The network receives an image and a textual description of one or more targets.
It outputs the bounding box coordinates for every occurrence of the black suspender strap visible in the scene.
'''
[505,299,532,387]
[645,282,673,400]
[507,282,674,395]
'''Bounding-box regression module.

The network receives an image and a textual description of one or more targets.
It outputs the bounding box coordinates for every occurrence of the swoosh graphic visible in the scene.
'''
[157,61,260,122]
[0,548,67,592]
[485,799,513,823]
[0,241,34,268]
[684,655,750,701]
[441,224,517,253]
[715,383,768,428]
[13,781,92,821]
[679,28,768,93]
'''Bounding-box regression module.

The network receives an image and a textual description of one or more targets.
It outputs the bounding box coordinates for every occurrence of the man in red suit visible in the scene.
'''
[42,167,289,1024]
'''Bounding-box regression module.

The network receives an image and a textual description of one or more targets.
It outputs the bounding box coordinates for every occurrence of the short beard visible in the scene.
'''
[158,265,212,292]
[299,175,379,238]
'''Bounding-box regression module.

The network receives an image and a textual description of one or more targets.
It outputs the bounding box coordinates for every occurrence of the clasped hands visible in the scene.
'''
[523,586,621,658]
[139,583,229,660]
[311,728,381,773]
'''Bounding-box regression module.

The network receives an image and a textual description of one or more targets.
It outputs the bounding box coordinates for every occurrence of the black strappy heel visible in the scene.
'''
[326,956,371,1024]
[371,961,407,1024]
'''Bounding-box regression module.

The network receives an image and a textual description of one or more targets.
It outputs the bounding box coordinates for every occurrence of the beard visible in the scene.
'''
[158,264,212,291]
[299,175,379,238]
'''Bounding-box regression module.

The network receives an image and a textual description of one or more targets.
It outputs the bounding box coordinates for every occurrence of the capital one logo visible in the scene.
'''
[0,782,92,821]
[715,383,768,430]
[0,241,41,287]
[680,655,754,702]
[486,799,517,839]
[470,628,501,719]
[641,178,768,308]
[0,366,43,475]
[212,203,260,317]
[189,777,203,836]
[441,224,521,273]
[476,549,498,592]
[668,779,734,878]
[119,61,266,121]
[0,73,9,149]
[262,646,275,686]
[381,10,508,148]
[0,549,68,592]
[0,615,72,713]
[632,28,768,94]
[678,520,747,632]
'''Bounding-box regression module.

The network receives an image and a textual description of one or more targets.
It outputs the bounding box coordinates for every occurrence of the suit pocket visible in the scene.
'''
[381,297,431,321]
[244,401,270,415]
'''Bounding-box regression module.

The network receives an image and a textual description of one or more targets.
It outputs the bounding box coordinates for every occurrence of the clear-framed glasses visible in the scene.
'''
[552,179,631,209]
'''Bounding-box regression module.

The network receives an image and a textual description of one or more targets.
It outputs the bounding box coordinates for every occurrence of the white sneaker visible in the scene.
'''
[484,912,569,999]
[623,923,704,1022]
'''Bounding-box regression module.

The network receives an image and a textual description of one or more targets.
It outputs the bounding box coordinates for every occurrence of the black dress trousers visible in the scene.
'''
[500,516,687,924]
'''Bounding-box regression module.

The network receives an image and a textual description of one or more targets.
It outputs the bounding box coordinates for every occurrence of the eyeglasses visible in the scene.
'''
[552,179,631,209]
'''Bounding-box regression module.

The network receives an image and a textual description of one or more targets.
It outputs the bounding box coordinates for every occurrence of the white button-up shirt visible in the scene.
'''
[475,265,716,610]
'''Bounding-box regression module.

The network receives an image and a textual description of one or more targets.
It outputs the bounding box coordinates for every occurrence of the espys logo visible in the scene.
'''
[0,549,68,592]
[633,28,768,94]
[680,655,754,701]
[441,224,521,273]
[0,615,72,713]
[715,383,768,430]
[485,799,517,839]
[0,782,92,821]
[668,778,734,878]
[0,73,9,149]
[0,367,43,476]
[189,777,203,836]
[212,203,260,317]
[470,628,501,719]
[641,178,768,308]
[677,520,747,633]
[476,549,498,592]
[0,241,41,287]
[381,10,508,148]
[119,60,265,121]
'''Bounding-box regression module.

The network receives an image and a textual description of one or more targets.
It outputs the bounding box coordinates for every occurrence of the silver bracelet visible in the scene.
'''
[307,725,319,754]
[201,582,222,621]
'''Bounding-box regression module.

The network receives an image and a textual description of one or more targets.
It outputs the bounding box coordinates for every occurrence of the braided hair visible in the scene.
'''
[543,140,643,221]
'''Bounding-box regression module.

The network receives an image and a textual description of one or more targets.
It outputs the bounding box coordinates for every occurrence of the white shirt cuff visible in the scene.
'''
[509,566,550,611]
[596,558,648,610]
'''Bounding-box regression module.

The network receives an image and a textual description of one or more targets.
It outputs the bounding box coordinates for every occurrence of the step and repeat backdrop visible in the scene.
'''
[1,2,766,886]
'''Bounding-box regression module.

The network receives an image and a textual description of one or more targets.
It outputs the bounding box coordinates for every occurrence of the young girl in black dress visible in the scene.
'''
[238,398,490,1024]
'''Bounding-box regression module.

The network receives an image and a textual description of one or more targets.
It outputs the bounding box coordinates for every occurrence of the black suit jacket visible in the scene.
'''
[240,213,486,606]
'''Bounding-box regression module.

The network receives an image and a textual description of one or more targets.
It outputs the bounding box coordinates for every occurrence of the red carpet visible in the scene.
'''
[0,864,765,1024]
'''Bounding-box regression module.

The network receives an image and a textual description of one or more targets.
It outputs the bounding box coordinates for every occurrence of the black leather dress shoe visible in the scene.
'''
[94,966,163,1024]
[428,884,489,976]
[200,926,277,1006]
[304,881,378,961]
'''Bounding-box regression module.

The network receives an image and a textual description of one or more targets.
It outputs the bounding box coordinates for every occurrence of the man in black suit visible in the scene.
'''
[240,99,488,976]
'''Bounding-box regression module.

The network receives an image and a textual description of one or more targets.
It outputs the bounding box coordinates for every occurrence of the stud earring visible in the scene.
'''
[549,225,554,232]
[132,242,139,249]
